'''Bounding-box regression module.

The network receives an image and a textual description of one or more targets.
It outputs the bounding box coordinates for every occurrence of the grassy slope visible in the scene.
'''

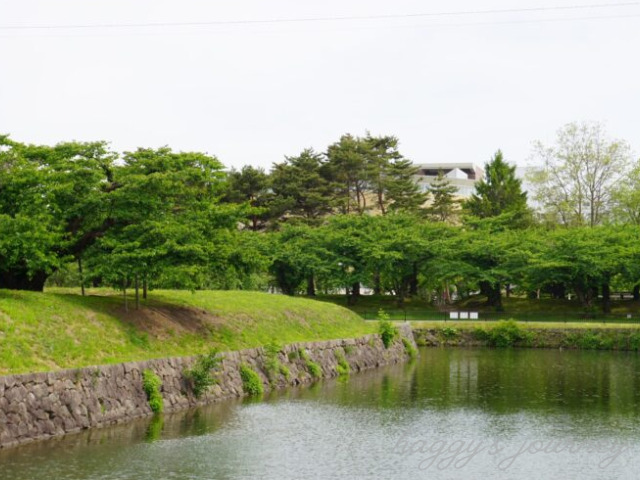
[0,289,373,375]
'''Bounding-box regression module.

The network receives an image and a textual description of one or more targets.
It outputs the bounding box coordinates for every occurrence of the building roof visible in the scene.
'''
[414,162,484,181]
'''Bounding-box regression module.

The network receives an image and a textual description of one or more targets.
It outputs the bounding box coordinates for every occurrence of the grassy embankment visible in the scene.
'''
[317,294,640,327]
[0,288,374,375]
[413,320,640,351]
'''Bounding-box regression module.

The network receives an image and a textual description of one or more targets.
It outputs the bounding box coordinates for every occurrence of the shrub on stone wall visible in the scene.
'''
[378,309,398,349]
[184,348,222,398]
[300,348,322,378]
[142,369,163,413]
[239,364,264,396]
[334,350,350,376]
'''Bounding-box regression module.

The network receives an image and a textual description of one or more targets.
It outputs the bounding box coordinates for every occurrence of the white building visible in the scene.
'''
[413,162,484,198]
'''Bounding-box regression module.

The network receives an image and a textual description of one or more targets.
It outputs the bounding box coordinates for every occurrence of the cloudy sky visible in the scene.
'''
[1,0,638,171]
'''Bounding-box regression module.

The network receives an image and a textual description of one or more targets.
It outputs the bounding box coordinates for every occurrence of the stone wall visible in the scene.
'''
[0,324,415,449]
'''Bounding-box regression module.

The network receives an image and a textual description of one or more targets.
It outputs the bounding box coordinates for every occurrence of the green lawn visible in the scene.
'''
[0,288,373,375]
[316,294,640,323]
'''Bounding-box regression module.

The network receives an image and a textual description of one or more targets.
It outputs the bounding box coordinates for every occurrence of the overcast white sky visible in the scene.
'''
[1,0,639,171]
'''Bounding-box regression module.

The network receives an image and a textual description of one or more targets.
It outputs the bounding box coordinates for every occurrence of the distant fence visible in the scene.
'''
[360,309,640,324]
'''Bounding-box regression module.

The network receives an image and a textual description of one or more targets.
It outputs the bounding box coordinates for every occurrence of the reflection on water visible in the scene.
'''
[1,348,639,479]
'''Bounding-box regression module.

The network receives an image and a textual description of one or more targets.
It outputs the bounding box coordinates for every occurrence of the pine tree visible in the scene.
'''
[464,150,530,228]
[425,170,460,222]
[224,166,272,230]
[270,149,335,222]
[386,158,429,213]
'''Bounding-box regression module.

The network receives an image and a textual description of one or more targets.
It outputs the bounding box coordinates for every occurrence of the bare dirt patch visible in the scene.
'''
[114,304,225,340]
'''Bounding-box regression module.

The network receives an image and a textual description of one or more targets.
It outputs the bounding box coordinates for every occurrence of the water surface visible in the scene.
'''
[2,348,639,479]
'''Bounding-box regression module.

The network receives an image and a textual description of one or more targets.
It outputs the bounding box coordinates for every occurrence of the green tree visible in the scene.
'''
[0,136,117,291]
[424,170,460,222]
[364,215,430,305]
[267,224,329,295]
[85,147,236,303]
[525,226,630,313]
[611,158,640,225]
[464,150,530,228]
[326,135,369,214]
[319,215,372,303]
[224,166,272,230]
[528,121,631,227]
[385,158,428,213]
[270,149,334,223]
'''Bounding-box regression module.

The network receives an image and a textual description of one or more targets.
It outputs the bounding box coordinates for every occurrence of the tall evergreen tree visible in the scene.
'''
[425,170,460,222]
[385,158,428,213]
[326,133,426,215]
[326,134,368,214]
[464,150,530,229]
[270,149,334,222]
[364,134,402,215]
[224,165,272,230]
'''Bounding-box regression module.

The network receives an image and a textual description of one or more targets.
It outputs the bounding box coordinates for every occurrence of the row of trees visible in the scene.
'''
[224,122,639,230]
[1,122,639,313]
[0,136,249,293]
[224,132,442,228]
[265,217,640,313]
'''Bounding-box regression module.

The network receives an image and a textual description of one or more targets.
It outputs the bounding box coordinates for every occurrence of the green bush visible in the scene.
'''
[287,350,300,362]
[472,327,490,341]
[142,369,163,413]
[239,364,264,396]
[184,348,222,398]
[307,360,322,378]
[378,309,398,349]
[334,351,350,376]
[440,327,459,339]
[485,320,531,348]
[402,338,417,359]
[566,331,607,350]
[299,349,322,378]
[279,364,291,380]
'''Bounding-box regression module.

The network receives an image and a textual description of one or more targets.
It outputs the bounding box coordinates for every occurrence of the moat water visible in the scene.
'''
[2,348,640,479]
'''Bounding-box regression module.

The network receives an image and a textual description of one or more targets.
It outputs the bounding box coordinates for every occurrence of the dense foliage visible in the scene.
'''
[1,123,639,316]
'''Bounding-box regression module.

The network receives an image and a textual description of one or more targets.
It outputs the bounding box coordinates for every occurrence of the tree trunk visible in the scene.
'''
[123,279,128,312]
[352,282,360,298]
[306,274,315,296]
[505,284,511,298]
[480,281,503,311]
[373,271,382,295]
[633,284,640,301]
[77,257,85,296]
[601,282,611,314]
[143,276,148,300]
[0,270,48,292]
[409,263,418,296]
[377,187,386,215]
[135,274,140,310]
[443,282,451,304]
